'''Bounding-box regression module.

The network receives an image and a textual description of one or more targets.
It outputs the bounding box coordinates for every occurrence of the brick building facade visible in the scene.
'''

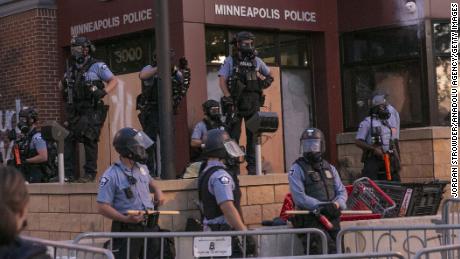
[0,3,60,125]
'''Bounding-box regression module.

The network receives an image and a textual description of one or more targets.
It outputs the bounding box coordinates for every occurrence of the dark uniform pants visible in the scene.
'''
[111,221,162,259]
[292,214,340,254]
[362,154,401,182]
[138,108,160,178]
[229,114,256,175]
[64,134,98,179]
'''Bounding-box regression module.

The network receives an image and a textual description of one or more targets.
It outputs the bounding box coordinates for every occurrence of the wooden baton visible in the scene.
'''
[285,210,373,215]
[127,210,180,216]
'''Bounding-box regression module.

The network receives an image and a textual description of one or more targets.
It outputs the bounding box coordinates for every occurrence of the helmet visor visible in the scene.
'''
[132,130,154,149]
[223,140,245,158]
[209,106,221,116]
[301,139,322,154]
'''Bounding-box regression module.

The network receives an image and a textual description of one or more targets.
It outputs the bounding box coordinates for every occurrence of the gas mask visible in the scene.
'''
[301,139,323,163]
[71,45,86,64]
[129,144,148,164]
[371,105,391,120]
[238,41,255,59]
[207,106,221,121]
[17,118,30,134]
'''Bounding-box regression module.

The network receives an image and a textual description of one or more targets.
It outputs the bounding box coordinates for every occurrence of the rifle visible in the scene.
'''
[65,59,74,105]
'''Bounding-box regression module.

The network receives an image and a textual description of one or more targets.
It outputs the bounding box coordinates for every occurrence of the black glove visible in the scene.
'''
[261,75,274,89]
[244,235,257,257]
[92,88,107,99]
[320,203,341,218]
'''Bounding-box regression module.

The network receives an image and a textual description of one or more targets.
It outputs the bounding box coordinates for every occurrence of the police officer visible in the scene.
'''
[288,128,347,254]
[356,95,401,181]
[198,129,256,257]
[10,108,49,183]
[190,100,225,157]
[97,127,165,259]
[61,36,118,182]
[218,31,274,175]
[137,51,191,177]
[371,91,401,153]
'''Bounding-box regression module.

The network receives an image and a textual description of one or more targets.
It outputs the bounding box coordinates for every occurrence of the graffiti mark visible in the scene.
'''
[110,79,133,137]
[0,99,21,164]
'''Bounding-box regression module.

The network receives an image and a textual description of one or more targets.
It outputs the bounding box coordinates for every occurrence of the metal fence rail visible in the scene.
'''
[73,228,327,259]
[234,251,405,259]
[414,244,460,259]
[441,198,460,225]
[22,235,114,259]
[337,224,460,259]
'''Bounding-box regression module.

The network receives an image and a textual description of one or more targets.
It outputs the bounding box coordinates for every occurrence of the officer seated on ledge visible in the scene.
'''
[198,128,256,257]
[288,128,347,254]
[96,127,166,259]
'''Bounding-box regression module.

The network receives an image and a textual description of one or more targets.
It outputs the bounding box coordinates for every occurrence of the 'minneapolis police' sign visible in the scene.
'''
[70,9,153,36]
[214,4,317,23]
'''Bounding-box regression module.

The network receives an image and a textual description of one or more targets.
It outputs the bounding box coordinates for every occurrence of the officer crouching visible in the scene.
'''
[96,127,165,259]
[198,129,256,257]
[9,108,49,183]
[288,128,347,254]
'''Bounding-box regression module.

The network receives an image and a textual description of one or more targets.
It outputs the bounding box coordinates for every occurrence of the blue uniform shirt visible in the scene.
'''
[202,160,235,227]
[387,104,400,139]
[97,161,155,214]
[218,56,270,80]
[288,162,347,210]
[30,131,47,152]
[191,121,208,141]
[191,121,225,141]
[356,116,393,152]
[140,65,183,84]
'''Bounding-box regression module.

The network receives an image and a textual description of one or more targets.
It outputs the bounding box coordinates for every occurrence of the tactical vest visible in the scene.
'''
[230,55,261,94]
[65,58,104,105]
[202,118,222,131]
[198,166,242,220]
[138,76,159,108]
[295,157,335,202]
[16,128,47,174]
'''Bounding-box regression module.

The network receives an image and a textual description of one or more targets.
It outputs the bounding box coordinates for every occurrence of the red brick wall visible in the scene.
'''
[0,8,60,124]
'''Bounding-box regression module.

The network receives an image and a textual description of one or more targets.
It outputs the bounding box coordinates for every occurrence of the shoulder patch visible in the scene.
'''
[218,176,231,185]
[99,177,109,188]
[140,167,147,176]
[101,64,108,70]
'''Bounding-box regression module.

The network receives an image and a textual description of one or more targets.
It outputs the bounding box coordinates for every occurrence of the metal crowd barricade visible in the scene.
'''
[441,198,460,225]
[414,244,460,259]
[234,251,405,259]
[337,224,460,259]
[21,235,114,259]
[73,228,328,259]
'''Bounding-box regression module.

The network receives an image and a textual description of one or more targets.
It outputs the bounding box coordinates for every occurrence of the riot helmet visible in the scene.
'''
[70,36,94,64]
[113,127,154,164]
[234,31,256,59]
[300,128,326,162]
[202,100,221,121]
[17,107,38,134]
[370,94,390,120]
[203,129,244,159]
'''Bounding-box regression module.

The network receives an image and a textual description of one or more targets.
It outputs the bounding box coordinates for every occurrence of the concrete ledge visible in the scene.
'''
[337,126,450,144]
[28,174,288,194]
